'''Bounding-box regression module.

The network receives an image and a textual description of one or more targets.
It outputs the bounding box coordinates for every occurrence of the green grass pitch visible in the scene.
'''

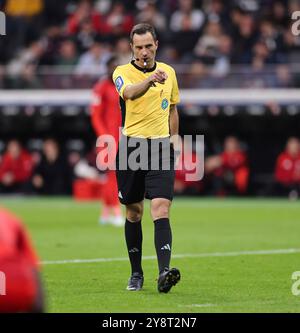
[1,197,300,313]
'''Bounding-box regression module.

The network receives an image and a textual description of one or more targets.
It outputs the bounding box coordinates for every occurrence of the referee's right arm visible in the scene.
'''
[123,69,168,100]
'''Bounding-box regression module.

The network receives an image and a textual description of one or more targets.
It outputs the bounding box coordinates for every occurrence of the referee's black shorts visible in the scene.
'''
[115,135,175,205]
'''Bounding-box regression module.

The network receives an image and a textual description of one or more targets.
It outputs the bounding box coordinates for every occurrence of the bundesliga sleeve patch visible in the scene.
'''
[115,76,124,92]
[161,98,169,110]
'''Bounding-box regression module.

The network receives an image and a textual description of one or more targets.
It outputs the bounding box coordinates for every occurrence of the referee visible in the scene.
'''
[112,23,181,293]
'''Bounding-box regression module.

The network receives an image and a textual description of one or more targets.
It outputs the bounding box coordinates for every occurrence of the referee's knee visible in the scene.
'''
[126,202,144,222]
[150,198,171,220]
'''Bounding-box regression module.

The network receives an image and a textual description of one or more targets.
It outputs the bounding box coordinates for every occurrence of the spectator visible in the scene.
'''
[170,0,205,33]
[259,19,285,63]
[53,39,79,88]
[136,0,167,35]
[75,19,98,53]
[169,0,205,57]
[7,40,45,78]
[243,40,273,87]
[206,136,249,196]
[114,37,132,65]
[31,139,72,195]
[282,26,300,54]
[66,0,102,35]
[252,40,272,66]
[100,1,134,39]
[194,21,223,63]
[211,34,233,78]
[231,13,258,64]
[203,0,229,28]
[273,137,300,198]
[5,0,44,58]
[183,59,209,88]
[75,40,111,77]
[233,38,281,88]
[56,39,78,69]
[39,26,64,66]
[0,140,34,193]
[269,0,290,31]
[157,0,178,16]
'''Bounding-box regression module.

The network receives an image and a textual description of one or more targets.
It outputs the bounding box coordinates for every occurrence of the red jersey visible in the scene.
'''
[275,152,300,185]
[0,150,33,184]
[0,209,40,312]
[217,151,249,193]
[101,14,134,35]
[67,11,103,34]
[91,77,122,141]
[0,209,38,267]
[221,151,248,171]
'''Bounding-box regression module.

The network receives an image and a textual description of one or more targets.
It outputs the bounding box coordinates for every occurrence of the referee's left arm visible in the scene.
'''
[169,104,180,152]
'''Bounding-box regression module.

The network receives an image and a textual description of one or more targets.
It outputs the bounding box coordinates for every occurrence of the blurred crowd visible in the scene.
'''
[1,136,300,199]
[0,0,300,89]
[0,139,73,195]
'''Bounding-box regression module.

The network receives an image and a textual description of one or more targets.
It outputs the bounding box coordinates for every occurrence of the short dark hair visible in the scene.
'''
[130,23,157,43]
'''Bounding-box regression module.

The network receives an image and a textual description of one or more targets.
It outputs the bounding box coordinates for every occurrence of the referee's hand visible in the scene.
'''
[149,69,168,85]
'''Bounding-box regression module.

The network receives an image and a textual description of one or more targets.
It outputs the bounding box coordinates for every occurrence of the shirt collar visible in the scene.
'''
[131,60,157,73]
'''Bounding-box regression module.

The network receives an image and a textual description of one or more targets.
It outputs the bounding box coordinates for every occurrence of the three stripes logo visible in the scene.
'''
[161,244,171,251]
[0,11,6,36]
[129,247,139,253]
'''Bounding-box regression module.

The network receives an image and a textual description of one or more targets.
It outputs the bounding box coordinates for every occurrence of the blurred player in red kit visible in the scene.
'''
[90,55,123,226]
[274,137,300,198]
[206,136,249,195]
[0,208,44,313]
[0,140,33,194]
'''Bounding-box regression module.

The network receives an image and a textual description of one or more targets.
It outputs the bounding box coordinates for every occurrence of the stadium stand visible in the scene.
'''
[0,0,300,197]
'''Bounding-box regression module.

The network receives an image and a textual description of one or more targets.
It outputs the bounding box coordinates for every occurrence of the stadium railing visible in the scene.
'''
[1,63,299,90]
[0,88,300,108]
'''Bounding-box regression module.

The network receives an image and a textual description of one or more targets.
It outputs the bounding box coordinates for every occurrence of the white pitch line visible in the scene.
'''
[178,304,216,308]
[42,248,300,265]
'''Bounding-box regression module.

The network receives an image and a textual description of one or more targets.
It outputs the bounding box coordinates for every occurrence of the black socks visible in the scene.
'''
[154,218,172,273]
[125,219,143,275]
[125,218,173,275]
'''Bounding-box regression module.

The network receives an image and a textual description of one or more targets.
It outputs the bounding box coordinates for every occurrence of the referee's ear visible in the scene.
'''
[130,44,135,59]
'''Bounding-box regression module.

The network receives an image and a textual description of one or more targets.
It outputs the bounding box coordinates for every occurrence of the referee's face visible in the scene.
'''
[131,32,158,68]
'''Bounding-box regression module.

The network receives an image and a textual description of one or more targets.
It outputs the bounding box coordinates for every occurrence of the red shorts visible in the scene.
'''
[0,258,38,313]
